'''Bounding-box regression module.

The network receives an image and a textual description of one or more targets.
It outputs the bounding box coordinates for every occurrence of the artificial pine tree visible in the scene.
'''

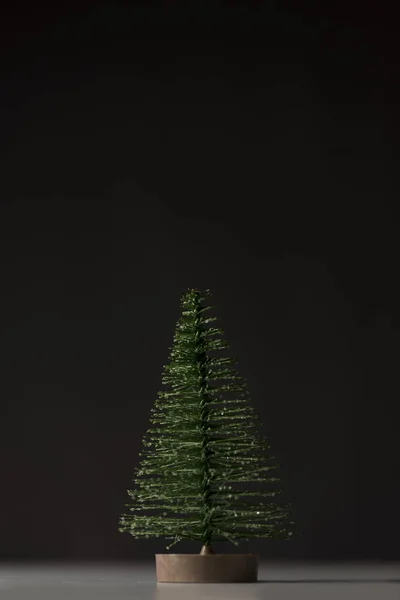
[119,289,294,581]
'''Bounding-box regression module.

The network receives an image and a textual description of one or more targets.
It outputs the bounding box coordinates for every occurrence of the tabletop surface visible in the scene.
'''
[1,562,399,599]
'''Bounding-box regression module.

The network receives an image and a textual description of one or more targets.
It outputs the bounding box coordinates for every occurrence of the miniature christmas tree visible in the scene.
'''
[119,288,293,554]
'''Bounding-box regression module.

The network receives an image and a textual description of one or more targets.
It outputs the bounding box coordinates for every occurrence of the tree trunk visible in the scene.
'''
[200,545,214,555]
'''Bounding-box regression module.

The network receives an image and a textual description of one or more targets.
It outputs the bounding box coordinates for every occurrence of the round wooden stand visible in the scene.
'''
[155,550,259,583]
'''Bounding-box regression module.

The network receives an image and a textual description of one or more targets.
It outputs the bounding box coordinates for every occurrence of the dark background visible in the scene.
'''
[1,1,399,562]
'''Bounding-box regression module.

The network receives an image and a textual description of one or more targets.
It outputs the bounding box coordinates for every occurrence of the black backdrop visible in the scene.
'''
[1,1,399,561]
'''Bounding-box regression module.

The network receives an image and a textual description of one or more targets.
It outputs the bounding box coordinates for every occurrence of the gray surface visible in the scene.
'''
[0,562,399,599]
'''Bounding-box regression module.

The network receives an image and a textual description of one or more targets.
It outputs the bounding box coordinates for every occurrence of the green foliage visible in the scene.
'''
[119,289,294,549]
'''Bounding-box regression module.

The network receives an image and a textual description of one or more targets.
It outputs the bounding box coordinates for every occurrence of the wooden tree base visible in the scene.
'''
[155,553,259,583]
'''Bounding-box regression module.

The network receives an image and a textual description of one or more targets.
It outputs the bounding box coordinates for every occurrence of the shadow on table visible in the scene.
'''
[153,578,400,600]
[258,579,400,583]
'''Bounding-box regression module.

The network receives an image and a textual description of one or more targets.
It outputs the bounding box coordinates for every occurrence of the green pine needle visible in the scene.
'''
[118,289,294,549]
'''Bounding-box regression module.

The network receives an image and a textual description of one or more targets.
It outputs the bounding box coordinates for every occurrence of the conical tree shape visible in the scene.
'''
[119,289,294,551]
